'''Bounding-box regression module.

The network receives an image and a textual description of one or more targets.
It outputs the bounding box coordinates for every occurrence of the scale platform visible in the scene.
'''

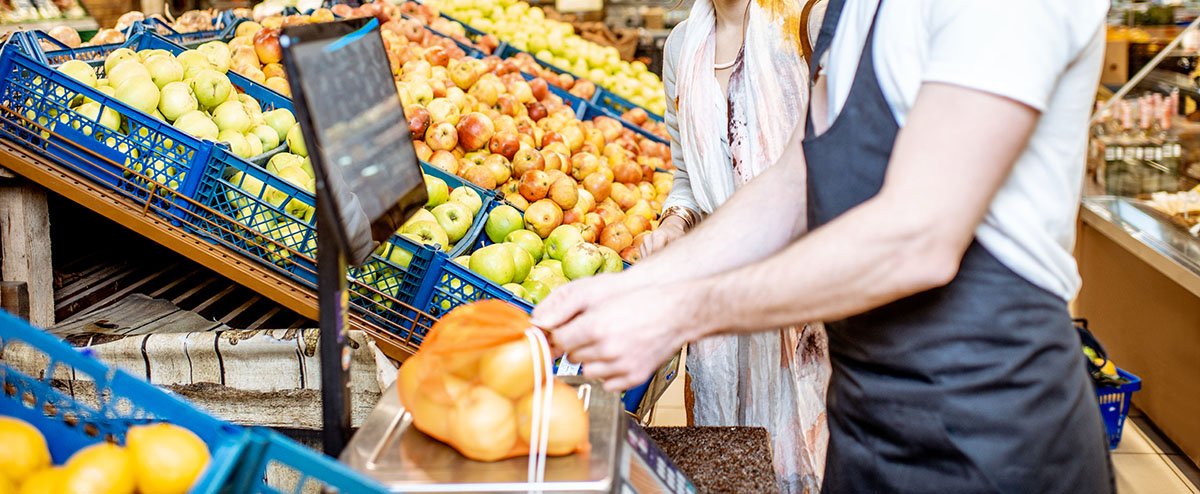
[341,377,696,493]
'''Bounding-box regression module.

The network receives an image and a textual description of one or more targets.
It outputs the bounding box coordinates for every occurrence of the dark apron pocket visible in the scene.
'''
[864,401,1000,494]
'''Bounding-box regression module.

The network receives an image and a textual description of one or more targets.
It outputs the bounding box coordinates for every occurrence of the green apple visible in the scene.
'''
[597,245,623,273]
[104,48,138,74]
[177,50,214,79]
[431,202,472,243]
[454,255,471,267]
[502,283,527,299]
[107,59,150,89]
[402,220,450,250]
[286,123,307,157]
[58,60,97,87]
[82,85,115,106]
[403,208,437,229]
[197,41,232,73]
[520,280,551,304]
[544,224,584,261]
[143,54,184,88]
[174,110,219,140]
[263,108,296,142]
[212,100,252,133]
[245,132,264,157]
[74,102,120,130]
[424,174,450,208]
[506,242,534,284]
[541,273,569,290]
[218,129,251,158]
[469,243,516,285]
[506,229,544,262]
[114,77,159,115]
[375,241,413,268]
[484,204,523,243]
[158,81,197,122]
[190,69,233,110]
[562,243,603,280]
[267,153,303,175]
[449,186,483,216]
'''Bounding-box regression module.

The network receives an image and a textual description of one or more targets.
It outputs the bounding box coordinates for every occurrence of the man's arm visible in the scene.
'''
[688,82,1040,336]
[544,83,1041,390]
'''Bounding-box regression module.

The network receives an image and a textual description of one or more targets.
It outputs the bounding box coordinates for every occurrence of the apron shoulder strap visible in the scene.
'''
[809,0,847,76]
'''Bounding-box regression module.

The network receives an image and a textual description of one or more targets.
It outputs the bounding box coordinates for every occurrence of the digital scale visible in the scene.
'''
[341,377,697,494]
[279,18,697,492]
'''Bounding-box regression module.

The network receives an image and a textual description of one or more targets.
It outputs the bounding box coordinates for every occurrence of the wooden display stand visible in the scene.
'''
[0,168,54,328]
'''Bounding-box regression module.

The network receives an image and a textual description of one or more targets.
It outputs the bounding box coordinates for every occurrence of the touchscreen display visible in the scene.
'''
[282,20,426,264]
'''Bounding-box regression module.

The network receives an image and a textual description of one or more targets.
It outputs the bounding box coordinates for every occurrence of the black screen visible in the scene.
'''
[281,19,427,265]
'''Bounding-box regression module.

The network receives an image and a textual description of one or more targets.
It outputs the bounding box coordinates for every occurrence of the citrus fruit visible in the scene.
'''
[0,417,51,484]
[62,443,135,494]
[18,467,64,494]
[126,423,210,494]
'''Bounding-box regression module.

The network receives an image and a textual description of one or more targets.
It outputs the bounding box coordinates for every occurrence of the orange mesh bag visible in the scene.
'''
[397,300,590,463]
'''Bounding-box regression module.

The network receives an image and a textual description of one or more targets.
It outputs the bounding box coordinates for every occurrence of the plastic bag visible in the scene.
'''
[687,324,829,494]
[397,300,590,463]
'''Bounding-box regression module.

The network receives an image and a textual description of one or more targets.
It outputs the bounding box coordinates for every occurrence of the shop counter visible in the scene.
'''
[1076,196,1200,465]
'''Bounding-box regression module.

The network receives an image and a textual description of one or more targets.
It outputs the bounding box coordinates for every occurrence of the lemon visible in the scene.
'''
[18,467,64,494]
[126,423,210,494]
[62,443,135,494]
[0,417,51,484]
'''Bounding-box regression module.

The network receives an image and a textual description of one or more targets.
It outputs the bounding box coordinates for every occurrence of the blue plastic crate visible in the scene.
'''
[229,428,385,494]
[590,86,664,123]
[0,38,219,220]
[0,310,249,493]
[1096,368,1141,450]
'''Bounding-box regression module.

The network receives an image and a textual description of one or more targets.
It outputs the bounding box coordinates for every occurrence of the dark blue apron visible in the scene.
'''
[802,2,1115,492]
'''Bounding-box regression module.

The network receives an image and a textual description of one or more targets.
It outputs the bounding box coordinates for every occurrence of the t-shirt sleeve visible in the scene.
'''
[921,0,1106,112]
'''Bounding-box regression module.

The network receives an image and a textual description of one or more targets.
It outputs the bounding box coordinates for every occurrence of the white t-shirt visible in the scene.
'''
[823,0,1108,300]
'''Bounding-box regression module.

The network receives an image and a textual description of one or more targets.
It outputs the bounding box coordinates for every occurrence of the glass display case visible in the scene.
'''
[1089,17,1200,237]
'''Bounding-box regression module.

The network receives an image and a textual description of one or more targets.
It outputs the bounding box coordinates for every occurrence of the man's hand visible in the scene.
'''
[531,275,698,391]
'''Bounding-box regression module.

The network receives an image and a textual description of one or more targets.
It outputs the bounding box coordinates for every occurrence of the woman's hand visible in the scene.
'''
[639,215,688,258]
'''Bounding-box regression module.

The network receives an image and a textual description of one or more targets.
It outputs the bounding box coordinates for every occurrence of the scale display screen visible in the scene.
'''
[281,18,427,264]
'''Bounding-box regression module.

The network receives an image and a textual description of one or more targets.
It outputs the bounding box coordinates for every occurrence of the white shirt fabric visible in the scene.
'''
[822,0,1108,300]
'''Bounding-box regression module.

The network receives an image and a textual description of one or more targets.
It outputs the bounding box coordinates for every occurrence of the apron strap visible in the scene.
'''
[808,0,846,77]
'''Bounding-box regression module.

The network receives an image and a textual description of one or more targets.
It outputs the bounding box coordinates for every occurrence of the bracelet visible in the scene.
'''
[661,206,701,231]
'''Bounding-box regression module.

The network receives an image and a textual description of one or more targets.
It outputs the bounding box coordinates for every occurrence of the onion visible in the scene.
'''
[449,386,518,462]
[479,339,542,399]
[515,380,587,456]
[115,11,144,31]
[48,26,80,48]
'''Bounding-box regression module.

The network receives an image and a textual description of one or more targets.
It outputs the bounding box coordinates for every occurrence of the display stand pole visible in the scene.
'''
[317,195,352,457]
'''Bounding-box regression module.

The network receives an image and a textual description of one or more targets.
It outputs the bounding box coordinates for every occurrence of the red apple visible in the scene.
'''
[599,223,633,252]
[456,112,495,151]
[622,108,649,126]
[570,152,600,181]
[542,150,568,174]
[462,165,497,189]
[512,145,545,176]
[560,124,585,153]
[482,154,512,185]
[541,131,565,149]
[582,212,605,241]
[488,131,521,160]
[583,172,612,203]
[620,245,642,263]
[545,176,575,210]
[496,94,523,118]
[425,122,458,151]
[569,79,596,100]
[613,161,643,184]
[524,199,563,238]
[406,105,431,138]
[624,214,650,237]
[519,169,552,202]
[253,28,283,65]
[428,150,458,174]
[413,141,434,162]
[528,77,550,101]
[423,45,450,66]
[525,101,548,122]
